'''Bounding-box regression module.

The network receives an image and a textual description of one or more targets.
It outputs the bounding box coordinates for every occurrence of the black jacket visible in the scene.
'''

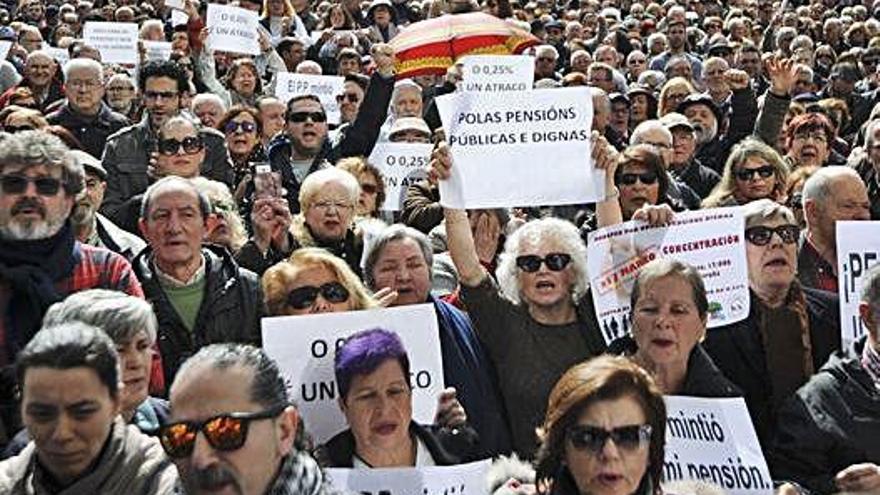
[703,287,841,450]
[769,340,880,494]
[671,157,721,200]
[46,102,130,158]
[315,422,478,467]
[132,245,263,388]
[696,86,759,174]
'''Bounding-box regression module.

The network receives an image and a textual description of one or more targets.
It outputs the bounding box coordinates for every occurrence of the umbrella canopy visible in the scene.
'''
[390,12,540,78]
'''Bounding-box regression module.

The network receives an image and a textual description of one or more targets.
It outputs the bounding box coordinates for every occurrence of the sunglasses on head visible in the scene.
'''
[287,282,350,310]
[734,165,774,181]
[0,175,62,195]
[158,136,204,155]
[224,121,257,134]
[515,253,572,273]
[158,406,286,459]
[618,171,658,186]
[567,424,653,454]
[287,111,327,123]
[744,224,799,245]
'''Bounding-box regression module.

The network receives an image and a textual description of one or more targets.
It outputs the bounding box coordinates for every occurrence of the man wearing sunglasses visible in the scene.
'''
[101,60,235,229]
[134,176,263,387]
[163,344,336,495]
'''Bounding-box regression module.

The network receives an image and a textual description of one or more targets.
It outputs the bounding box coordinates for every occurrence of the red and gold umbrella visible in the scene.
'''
[390,12,540,78]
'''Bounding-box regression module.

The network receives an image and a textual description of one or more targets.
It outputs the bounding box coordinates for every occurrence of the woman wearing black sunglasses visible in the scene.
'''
[704,199,841,450]
[535,356,666,495]
[702,137,790,208]
[216,106,267,194]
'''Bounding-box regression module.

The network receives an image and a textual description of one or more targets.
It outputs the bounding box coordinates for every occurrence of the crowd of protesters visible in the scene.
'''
[0,0,879,493]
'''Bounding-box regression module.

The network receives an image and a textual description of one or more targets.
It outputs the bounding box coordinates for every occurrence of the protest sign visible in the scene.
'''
[836,221,880,350]
[587,208,749,344]
[459,55,534,93]
[143,41,173,61]
[171,9,189,27]
[165,0,185,10]
[274,72,345,124]
[436,87,602,208]
[83,22,138,64]
[206,4,260,56]
[328,459,491,495]
[43,46,70,65]
[0,41,11,61]
[262,304,444,444]
[664,396,773,495]
[368,142,433,211]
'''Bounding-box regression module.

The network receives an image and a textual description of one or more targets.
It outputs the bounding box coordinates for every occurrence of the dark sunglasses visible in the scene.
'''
[744,224,800,246]
[4,125,34,133]
[158,136,204,155]
[158,406,286,459]
[515,253,572,273]
[287,111,327,123]
[618,172,659,186]
[734,165,774,181]
[0,175,62,195]
[287,282,350,310]
[567,424,653,454]
[335,93,359,103]
[224,121,257,134]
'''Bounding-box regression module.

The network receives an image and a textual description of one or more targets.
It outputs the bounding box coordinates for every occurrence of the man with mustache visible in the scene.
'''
[163,344,338,495]
[0,131,143,442]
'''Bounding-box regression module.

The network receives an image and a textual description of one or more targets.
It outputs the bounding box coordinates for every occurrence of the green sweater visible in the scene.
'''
[164,277,206,332]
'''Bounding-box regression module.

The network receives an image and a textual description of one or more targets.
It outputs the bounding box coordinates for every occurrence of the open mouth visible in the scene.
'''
[651,338,675,348]
[372,422,398,435]
[597,473,624,485]
[764,257,789,268]
[535,280,556,290]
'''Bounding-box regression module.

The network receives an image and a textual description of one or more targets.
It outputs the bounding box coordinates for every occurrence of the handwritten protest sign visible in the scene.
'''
[328,459,491,495]
[587,208,749,344]
[459,55,534,93]
[143,41,173,61]
[262,304,444,444]
[83,22,138,64]
[836,221,880,350]
[274,72,345,124]
[368,142,432,211]
[436,87,602,208]
[664,396,773,495]
[171,9,189,27]
[206,4,260,56]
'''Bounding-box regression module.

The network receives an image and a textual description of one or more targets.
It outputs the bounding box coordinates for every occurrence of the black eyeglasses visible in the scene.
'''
[158,136,204,155]
[515,253,572,273]
[618,172,658,186]
[734,165,774,181]
[287,111,327,123]
[224,121,257,134]
[744,224,800,245]
[158,406,286,459]
[335,93,360,103]
[567,424,653,454]
[287,282,350,309]
[0,175,62,195]
[4,125,34,133]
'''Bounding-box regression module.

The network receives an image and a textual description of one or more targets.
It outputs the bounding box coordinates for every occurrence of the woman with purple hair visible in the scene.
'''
[315,328,478,467]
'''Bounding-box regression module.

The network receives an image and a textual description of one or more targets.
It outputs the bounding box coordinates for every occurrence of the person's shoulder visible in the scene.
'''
[105,120,145,142]
[199,126,226,141]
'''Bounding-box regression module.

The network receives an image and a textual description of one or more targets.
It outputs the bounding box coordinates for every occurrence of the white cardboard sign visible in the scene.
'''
[274,72,345,125]
[436,87,602,208]
[206,4,260,56]
[663,396,773,495]
[328,459,491,495]
[261,304,444,445]
[459,55,534,93]
[165,0,185,10]
[171,10,189,27]
[836,220,880,350]
[143,40,173,61]
[83,22,139,64]
[0,41,12,61]
[368,142,433,212]
[587,208,750,344]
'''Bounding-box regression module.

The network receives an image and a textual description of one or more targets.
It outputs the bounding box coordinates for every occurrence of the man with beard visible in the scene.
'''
[0,131,143,440]
[163,344,337,495]
[678,73,758,174]
[69,150,145,261]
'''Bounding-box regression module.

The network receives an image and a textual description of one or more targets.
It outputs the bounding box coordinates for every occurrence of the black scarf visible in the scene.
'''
[0,222,77,358]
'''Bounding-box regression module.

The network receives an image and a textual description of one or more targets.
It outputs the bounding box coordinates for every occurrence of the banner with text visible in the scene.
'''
[587,208,749,344]
[663,396,772,495]
[436,87,601,208]
[328,459,491,495]
[83,22,138,64]
[262,304,444,444]
[369,142,433,211]
[143,41,173,61]
[459,55,534,93]
[274,72,345,125]
[206,4,260,55]
[836,221,880,350]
